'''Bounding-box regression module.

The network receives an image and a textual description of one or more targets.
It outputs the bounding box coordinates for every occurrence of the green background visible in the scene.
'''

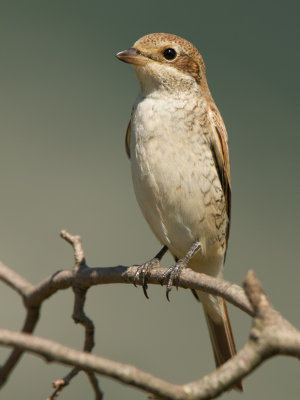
[0,1,299,399]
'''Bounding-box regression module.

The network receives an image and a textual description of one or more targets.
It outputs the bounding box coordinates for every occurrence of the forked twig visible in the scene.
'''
[48,231,102,399]
[0,231,299,399]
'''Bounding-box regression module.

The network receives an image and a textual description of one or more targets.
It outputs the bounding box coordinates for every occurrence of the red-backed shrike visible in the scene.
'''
[117,33,242,391]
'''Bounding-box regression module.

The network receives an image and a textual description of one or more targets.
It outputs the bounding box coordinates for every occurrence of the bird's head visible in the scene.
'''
[116,33,209,96]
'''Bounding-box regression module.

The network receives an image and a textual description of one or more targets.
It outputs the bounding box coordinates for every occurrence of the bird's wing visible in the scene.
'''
[207,104,231,242]
[125,120,131,158]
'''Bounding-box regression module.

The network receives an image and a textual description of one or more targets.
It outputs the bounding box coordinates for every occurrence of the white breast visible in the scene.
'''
[130,92,226,276]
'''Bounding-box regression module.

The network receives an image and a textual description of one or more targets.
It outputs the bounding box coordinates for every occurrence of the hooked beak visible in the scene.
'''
[116,48,149,66]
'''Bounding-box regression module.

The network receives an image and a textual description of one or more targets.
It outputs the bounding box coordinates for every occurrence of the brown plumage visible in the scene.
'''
[117,33,242,391]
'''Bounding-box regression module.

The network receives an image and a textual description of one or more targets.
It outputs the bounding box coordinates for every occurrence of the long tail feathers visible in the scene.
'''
[201,294,243,391]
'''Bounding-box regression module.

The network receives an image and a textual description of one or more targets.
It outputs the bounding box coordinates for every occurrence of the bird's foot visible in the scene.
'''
[133,258,160,299]
[162,259,187,301]
[162,241,202,301]
[133,245,168,299]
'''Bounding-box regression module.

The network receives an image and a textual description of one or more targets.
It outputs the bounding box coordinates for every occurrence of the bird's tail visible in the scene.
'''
[195,290,243,391]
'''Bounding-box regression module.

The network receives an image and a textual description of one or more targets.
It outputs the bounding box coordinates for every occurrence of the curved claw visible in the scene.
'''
[166,285,172,302]
[142,281,149,299]
[163,261,185,301]
[133,258,160,299]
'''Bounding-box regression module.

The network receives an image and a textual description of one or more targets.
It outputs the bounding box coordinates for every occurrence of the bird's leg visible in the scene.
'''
[162,241,201,301]
[133,245,168,299]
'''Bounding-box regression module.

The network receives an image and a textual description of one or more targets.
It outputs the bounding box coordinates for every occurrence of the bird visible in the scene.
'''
[116,33,243,391]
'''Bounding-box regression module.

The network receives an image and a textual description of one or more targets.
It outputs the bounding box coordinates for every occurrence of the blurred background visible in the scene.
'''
[0,1,299,399]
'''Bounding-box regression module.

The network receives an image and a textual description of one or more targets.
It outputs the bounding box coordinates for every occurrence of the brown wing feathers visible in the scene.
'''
[125,120,131,158]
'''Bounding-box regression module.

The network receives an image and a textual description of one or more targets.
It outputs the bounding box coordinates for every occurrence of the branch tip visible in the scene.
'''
[60,230,85,266]
[243,270,271,318]
[60,230,80,246]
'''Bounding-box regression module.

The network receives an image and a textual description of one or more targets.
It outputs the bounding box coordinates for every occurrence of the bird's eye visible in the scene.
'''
[163,48,177,60]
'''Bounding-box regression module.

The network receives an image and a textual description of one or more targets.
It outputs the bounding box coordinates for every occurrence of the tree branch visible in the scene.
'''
[0,236,252,390]
[0,271,299,399]
[0,306,40,386]
[48,231,103,399]
[183,271,300,398]
[0,261,33,297]
[1,231,299,399]
[0,328,185,400]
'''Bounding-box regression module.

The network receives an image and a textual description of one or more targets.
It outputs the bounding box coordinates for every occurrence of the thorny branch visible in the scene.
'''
[0,231,299,399]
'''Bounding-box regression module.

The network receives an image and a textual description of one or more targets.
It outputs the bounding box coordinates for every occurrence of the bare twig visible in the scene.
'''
[1,231,299,399]
[48,286,102,400]
[0,307,40,386]
[0,255,251,390]
[0,233,253,391]
[183,271,300,398]
[48,232,102,399]
[0,270,299,399]
[49,369,79,400]
[0,329,185,400]
[0,261,33,297]
[87,373,103,400]
[60,229,85,269]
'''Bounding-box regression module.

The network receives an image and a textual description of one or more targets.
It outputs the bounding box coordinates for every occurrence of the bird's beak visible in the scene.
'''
[116,48,149,66]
